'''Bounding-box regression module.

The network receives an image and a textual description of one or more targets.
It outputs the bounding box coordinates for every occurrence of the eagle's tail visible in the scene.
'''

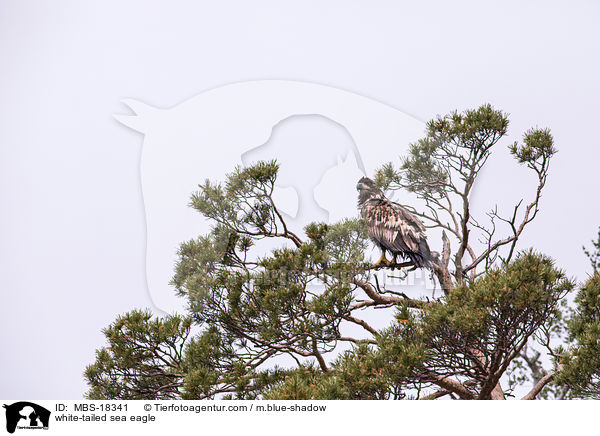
[411,239,437,271]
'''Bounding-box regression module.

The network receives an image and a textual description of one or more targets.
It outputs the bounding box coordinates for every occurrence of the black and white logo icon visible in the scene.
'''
[3,402,50,433]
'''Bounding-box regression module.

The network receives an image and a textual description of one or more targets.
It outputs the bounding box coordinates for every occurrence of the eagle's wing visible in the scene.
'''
[362,198,426,254]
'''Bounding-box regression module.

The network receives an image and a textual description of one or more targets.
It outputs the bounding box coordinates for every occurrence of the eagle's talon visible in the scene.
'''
[373,260,391,269]
[373,255,392,269]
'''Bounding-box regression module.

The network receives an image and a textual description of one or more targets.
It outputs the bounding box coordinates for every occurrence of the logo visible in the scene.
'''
[3,403,50,433]
[115,79,426,313]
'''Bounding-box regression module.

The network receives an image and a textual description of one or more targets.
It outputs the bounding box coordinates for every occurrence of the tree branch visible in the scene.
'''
[420,389,451,400]
[521,371,556,400]
[429,375,475,400]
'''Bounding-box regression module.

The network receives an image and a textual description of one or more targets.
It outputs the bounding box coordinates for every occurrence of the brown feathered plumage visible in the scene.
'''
[356,177,434,269]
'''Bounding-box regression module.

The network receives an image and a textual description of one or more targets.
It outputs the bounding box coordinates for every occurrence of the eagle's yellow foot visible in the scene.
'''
[374,254,391,269]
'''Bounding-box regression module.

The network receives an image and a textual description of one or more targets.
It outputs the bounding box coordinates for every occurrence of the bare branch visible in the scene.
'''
[420,389,451,400]
[342,314,379,337]
[428,375,475,400]
[521,371,556,400]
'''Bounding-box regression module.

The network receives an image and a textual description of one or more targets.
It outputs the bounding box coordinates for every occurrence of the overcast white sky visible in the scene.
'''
[1,1,599,399]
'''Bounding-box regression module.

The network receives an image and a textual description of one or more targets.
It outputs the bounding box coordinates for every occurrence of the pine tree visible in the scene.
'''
[583,228,600,273]
[85,105,598,400]
[555,237,600,398]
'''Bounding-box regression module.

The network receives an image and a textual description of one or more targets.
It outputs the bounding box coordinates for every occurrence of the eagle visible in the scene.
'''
[356,177,435,270]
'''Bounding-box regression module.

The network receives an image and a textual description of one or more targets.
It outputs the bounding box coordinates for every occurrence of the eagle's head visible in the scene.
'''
[356,176,376,192]
[356,176,382,206]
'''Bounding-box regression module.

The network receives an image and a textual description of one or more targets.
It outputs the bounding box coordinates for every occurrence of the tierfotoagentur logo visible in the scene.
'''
[114,79,429,313]
[3,402,50,433]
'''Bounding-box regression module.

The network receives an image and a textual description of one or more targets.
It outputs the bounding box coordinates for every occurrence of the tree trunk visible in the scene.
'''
[491,383,505,400]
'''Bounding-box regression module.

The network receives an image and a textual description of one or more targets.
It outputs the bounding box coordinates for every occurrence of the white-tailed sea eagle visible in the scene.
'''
[356,177,435,269]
